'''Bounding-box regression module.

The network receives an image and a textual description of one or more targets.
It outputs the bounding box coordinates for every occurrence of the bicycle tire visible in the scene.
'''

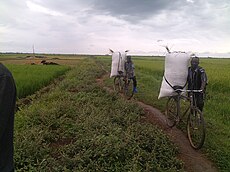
[113,76,122,93]
[165,96,178,127]
[123,79,134,100]
[187,107,206,149]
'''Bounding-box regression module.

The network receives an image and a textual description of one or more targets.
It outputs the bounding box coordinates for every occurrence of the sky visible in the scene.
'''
[1,0,230,57]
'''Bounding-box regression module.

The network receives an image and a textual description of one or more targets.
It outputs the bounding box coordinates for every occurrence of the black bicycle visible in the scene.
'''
[113,73,134,100]
[165,86,206,149]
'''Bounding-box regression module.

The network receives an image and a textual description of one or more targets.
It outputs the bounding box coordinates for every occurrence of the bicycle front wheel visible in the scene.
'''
[114,76,122,93]
[165,96,178,128]
[123,79,134,100]
[187,107,205,149]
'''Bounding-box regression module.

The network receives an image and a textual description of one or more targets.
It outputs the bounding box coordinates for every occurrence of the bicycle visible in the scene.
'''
[165,86,206,149]
[113,72,134,100]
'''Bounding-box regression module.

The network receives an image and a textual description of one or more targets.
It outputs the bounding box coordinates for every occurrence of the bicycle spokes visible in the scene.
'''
[114,77,122,92]
[123,79,134,100]
[165,97,177,127]
[187,108,205,149]
[114,77,134,100]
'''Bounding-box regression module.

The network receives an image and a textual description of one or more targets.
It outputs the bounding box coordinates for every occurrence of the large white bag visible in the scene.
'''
[110,52,127,77]
[158,52,190,99]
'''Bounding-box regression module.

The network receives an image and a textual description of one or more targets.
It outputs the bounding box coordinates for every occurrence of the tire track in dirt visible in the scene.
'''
[96,73,218,172]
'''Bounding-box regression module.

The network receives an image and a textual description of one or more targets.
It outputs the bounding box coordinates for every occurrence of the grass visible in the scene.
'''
[0,53,86,100]
[14,59,183,171]
[101,56,230,171]
[8,53,229,171]
[200,58,230,170]
[5,64,70,98]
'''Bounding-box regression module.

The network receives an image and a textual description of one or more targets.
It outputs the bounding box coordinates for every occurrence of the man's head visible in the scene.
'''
[191,55,199,70]
[127,55,132,62]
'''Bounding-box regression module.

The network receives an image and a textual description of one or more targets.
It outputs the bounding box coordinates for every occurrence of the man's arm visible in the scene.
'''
[200,68,208,90]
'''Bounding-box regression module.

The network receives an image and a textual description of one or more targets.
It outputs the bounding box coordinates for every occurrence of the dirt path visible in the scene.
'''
[137,102,217,172]
[96,73,218,172]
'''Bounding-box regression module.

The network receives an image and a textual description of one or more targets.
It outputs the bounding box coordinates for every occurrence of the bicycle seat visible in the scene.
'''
[172,85,183,93]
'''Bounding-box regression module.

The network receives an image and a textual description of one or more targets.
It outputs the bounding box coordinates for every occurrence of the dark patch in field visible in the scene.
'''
[49,138,73,148]
[49,138,74,160]
[68,88,79,92]
[41,60,59,65]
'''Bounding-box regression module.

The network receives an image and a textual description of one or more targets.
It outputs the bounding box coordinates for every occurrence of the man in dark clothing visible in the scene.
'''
[0,63,17,172]
[187,56,207,111]
[125,56,137,93]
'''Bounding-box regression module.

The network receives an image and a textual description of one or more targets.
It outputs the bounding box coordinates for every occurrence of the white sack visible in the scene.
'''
[158,52,190,99]
[110,52,127,77]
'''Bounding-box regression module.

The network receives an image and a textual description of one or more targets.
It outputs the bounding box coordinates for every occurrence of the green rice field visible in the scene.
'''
[5,64,70,98]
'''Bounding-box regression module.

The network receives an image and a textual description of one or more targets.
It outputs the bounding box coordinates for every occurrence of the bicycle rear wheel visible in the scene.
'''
[123,79,134,100]
[113,76,122,93]
[187,107,205,149]
[165,96,178,127]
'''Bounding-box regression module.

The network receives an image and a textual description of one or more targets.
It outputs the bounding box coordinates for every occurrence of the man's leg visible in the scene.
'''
[132,76,137,93]
[133,76,137,88]
[196,93,204,112]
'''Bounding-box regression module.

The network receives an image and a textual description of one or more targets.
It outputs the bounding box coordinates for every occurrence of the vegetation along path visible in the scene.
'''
[15,59,184,171]
[14,58,219,171]
[97,71,218,172]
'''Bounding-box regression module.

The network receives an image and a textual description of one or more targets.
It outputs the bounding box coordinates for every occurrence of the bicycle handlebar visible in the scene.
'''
[186,89,203,93]
[174,89,203,93]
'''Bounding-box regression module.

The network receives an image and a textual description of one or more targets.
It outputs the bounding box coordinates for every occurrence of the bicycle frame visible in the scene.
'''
[172,89,202,123]
[113,74,134,100]
[166,89,205,149]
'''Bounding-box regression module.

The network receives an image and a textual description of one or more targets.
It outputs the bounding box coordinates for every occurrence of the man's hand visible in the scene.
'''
[200,87,205,93]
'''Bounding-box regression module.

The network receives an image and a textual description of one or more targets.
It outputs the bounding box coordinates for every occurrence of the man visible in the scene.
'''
[187,55,208,111]
[0,63,17,172]
[125,56,138,93]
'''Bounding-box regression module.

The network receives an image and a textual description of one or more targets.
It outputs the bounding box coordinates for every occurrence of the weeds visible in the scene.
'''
[14,58,183,171]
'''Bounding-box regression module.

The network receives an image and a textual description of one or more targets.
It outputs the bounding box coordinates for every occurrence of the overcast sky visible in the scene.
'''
[1,0,230,57]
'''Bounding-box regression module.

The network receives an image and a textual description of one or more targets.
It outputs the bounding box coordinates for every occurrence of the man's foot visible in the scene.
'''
[133,87,138,93]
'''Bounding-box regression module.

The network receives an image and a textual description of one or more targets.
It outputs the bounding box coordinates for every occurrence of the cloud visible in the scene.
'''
[92,0,185,23]
[186,0,194,3]
[0,0,230,56]
[26,1,64,16]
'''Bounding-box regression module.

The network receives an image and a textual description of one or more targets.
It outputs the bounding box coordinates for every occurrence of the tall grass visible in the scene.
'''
[134,58,166,109]
[200,58,230,170]
[6,64,70,98]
